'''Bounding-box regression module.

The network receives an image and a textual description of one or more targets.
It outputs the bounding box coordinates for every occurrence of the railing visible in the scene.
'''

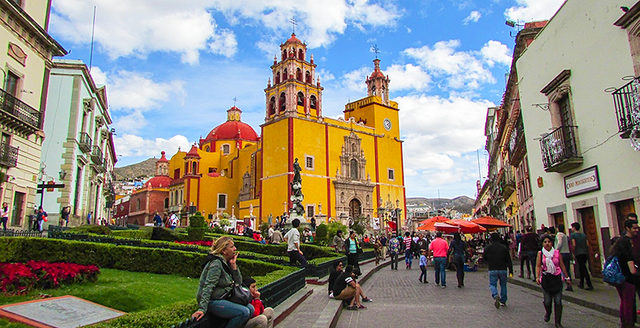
[91,145,103,164]
[78,132,92,153]
[499,166,516,198]
[0,88,42,129]
[0,142,18,167]
[612,78,640,134]
[540,125,581,171]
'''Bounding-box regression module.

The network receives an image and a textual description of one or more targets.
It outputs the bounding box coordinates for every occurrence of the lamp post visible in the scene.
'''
[395,199,401,235]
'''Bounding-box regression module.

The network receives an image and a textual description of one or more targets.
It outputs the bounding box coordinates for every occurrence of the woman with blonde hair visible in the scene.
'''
[192,236,253,328]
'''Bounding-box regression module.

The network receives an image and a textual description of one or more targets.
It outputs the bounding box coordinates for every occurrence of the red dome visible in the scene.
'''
[205,120,259,142]
[143,176,173,188]
[286,33,302,44]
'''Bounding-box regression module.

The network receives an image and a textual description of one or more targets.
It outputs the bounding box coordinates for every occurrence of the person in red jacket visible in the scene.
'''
[243,277,274,328]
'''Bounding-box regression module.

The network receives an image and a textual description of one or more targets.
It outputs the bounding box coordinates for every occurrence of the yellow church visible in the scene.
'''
[163,34,406,231]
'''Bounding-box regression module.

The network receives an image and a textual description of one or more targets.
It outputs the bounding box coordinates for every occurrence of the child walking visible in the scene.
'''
[419,249,429,283]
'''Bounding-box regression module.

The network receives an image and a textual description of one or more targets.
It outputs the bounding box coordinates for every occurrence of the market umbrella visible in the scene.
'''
[445,219,487,234]
[433,222,460,233]
[472,216,512,228]
[417,215,448,225]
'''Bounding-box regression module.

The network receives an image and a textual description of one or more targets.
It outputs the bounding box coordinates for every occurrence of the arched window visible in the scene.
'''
[298,49,304,60]
[371,86,376,96]
[310,95,317,109]
[305,71,311,83]
[283,68,288,80]
[282,50,287,60]
[184,163,189,175]
[350,159,358,180]
[269,97,276,115]
[204,145,210,152]
[275,72,280,84]
[296,68,302,81]
[297,92,304,106]
[279,93,286,111]
[352,143,356,152]
[192,162,197,173]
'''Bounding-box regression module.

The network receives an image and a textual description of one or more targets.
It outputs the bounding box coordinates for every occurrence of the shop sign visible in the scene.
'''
[564,166,600,197]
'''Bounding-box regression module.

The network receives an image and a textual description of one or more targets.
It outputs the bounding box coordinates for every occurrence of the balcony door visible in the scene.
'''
[11,192,24,226]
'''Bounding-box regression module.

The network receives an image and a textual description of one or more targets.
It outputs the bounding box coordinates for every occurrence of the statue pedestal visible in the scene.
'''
[289,213,307,223]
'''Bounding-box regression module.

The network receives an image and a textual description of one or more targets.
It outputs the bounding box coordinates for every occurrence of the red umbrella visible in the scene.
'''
[472,216,512,228]
[433,222,460,233]
[417,215,448,225]
[445,219,487,234]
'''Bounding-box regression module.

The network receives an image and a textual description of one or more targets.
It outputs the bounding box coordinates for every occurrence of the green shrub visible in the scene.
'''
[187,213,206,241]
[326,222,348,245]
[112,228,152,239]
[0,238,283,279]
[69,225,113,235]
[259,222,269,239]
[151,227,179,241]
[91,299,196,328]
[315,223,327,245]
[189,213,206,228]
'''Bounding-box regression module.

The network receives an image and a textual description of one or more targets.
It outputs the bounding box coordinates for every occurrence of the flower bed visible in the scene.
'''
[0,261,100,294]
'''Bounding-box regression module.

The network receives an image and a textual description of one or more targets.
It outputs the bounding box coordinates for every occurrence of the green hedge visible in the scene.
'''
[91,300,196,328]
[0,238,283,278]
[111,228,153,239]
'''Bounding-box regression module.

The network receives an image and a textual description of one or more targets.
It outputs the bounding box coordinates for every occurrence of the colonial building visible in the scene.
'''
[150,34,407,230]
[516,0,638,277]
[128,151,170,226]
[41,59,116,227]
[0,0,66,229]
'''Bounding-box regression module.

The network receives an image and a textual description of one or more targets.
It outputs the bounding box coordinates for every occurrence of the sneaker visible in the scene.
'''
[362,297,372,302]
[329,292,334,298]
[424,280,429,284]
[494,295,500,309]
[500,303,507,307]
[442,285,446,289]
[436,283,440,286]
[585,286,594,291]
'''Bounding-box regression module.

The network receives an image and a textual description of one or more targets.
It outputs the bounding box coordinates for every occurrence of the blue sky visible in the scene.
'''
[47,0,565,199]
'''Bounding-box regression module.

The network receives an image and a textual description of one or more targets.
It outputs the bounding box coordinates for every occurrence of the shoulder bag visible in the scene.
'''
[603,256,626,286]
[214,257,252,306]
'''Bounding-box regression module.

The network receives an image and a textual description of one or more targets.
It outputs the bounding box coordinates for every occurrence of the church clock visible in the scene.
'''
[383,118,392,131]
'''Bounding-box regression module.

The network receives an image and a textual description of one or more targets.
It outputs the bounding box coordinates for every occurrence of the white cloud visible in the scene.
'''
[89,66,107,86]
[114,134,192,158]
[403,39,511,91]
[480,40,512,67]
[340,67,370,93]
[51,0,400,63]
[505,0,565,23]
[106,71,186,111]
[385,64,431,91]
[463,11,481,25]
[51,0,237,64]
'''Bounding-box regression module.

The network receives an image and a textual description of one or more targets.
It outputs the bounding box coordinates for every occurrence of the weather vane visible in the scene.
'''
[289,17,298,34]
[371,44,380,59]
[233,97,237,107]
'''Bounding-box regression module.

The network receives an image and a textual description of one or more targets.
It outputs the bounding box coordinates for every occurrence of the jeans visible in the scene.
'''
[1,217,7,230]
[575,254,592,287]
[527,251,538,276]
[419,265,427,282]
[208,299,254,328]
[453,257,464,286]
[616,281,637,326]
[288,250,308,269]
[405,249,412,267]
[520,252,531,275]
[390,252,398,270]
[489,270,508,304]
[543,288,562,308]
[434,257,446,286]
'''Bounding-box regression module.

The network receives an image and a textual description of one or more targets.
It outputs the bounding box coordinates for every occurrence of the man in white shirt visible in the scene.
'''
[283,218,308,269]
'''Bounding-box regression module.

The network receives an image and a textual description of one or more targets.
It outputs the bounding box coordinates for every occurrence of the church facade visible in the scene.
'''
[156,34,406,230]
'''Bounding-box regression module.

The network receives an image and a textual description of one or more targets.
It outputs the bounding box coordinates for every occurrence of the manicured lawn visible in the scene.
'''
[0,268,199,313]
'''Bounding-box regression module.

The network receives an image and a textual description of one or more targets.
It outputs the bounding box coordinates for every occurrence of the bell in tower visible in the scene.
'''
[365,59,391,105]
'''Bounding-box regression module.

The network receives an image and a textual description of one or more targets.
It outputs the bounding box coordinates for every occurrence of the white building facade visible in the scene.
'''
[0,0,66,229]
[516,0,639,277]
[40,59,116,227]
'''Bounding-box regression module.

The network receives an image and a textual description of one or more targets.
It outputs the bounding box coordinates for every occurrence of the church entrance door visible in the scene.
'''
[349,199,362,220]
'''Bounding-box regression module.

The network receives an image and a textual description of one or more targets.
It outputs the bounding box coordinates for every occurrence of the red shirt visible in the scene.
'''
[250,298,264,317]
[429,237,449,257]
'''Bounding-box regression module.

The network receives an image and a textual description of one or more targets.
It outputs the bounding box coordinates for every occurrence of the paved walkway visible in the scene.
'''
[336,266,619,328]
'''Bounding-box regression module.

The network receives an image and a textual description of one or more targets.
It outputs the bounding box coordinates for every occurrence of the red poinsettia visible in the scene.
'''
[0,261,100,295]
[175,240,212,247]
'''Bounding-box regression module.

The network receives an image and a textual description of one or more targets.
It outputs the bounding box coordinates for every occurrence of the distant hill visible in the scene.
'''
[114,158,157,181]
[407,196,475,214]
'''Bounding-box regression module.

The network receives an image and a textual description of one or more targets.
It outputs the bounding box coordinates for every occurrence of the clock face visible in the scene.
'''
[383,118,392,131]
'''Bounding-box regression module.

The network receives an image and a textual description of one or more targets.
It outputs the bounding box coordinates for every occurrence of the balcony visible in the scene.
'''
[0,88,42,134]
[78,132,92,153]
[0,142,18,168]
[540,125,583,173]
[508,118,526,166]
[611,78,640,138]
[91,145,103,164]
[499,167,516,198]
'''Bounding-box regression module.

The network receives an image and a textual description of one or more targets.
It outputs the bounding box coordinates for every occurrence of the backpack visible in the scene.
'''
[602,256,626,286]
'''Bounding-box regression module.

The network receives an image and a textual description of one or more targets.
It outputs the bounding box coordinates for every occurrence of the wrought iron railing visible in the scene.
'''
[540,125,580,170]
[91,145,103,164]
[612,78,640,133]
[0,142,18,167]
[0,88,41,128]
[78,132,92,152]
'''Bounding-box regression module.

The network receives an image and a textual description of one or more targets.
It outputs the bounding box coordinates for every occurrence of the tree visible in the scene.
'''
[326,221,348,245]
[315,223,328,246]
[350,216,366,236]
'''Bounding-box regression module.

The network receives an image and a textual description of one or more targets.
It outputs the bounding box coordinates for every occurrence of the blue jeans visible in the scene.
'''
[405,249,412,267]
[434,257,446,286]
[208,299,254,328]
[489,270,508,304]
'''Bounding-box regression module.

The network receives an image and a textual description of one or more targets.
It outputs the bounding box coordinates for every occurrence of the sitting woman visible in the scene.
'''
[192,236,254,328]
[328,261,344,298]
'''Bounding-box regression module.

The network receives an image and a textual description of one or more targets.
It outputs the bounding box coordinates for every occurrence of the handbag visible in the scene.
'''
[541,273,563,294]
[603,256,626,286]
[222,283,252,306]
